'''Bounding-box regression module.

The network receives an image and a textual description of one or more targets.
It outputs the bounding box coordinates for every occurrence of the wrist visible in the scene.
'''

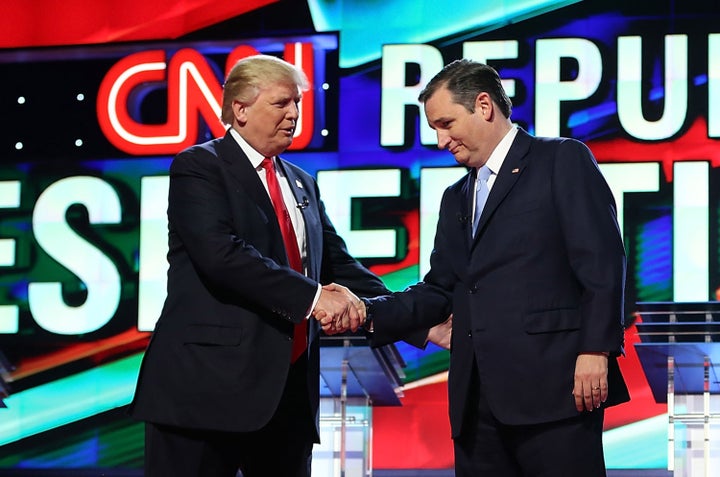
[581,351,610,357]
[361,298,374,332]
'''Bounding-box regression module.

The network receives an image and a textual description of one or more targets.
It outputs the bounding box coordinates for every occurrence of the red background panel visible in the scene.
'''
[373,379,454,469]
[0,0,276,48]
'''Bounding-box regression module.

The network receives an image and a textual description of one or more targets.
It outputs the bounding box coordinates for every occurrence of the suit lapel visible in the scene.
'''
[218,132,276,218]
[216,136,320,277]
[275,158,307,212]
[216,132,286,258]
[276,158,322,344]
[471,129,532,247]
[460,169,475,246]
[275,158,321,280]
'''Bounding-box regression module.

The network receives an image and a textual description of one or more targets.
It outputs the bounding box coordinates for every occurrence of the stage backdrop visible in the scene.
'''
[0,0,718,471]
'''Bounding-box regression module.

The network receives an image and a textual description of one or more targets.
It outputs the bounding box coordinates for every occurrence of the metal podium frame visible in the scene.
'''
[634,302,720,476]
[316,335,405,477]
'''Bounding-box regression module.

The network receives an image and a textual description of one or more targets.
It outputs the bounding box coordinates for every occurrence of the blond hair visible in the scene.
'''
[221,54,309,125]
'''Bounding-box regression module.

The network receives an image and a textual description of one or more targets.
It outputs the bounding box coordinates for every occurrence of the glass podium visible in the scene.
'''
[314,335,405,477]
[635,302,720,476]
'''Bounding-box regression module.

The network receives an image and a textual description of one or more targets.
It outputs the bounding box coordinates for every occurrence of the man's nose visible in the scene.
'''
[287,102,299,119]
[436,131,450,149]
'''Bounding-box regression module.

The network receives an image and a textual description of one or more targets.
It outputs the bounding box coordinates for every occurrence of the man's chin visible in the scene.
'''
[453,155,470,166]
[272,137,293,152]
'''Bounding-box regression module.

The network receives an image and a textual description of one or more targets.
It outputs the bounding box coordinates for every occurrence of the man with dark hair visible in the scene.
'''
[359,59,630,476]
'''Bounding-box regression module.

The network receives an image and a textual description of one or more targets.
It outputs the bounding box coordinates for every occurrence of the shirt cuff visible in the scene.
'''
[360,298,374,332]
[305,283,322,320]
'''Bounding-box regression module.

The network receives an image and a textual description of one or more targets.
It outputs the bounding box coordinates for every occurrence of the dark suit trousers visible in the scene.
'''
[454,362,607,477]
[144,356,315,477]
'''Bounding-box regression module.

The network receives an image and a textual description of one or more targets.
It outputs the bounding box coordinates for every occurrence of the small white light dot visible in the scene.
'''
[15,142,23,150]
[321,129,329,137]
[322,83,330,90]
[17,96,25,104]
[75,139,84,147]
[76,93,85,101]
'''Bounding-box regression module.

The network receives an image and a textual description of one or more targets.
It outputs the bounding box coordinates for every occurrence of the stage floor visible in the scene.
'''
[374,470,672,477]
[0,469,674,476]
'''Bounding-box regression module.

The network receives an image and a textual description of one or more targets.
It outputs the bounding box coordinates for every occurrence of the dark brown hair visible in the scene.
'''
[418,59,512,118]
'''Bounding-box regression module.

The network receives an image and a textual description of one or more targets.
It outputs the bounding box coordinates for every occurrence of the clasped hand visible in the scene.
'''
[312,283,366,335]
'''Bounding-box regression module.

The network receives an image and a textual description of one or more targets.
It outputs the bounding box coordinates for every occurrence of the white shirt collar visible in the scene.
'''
[228,128,267,169]
[483,125,518,176]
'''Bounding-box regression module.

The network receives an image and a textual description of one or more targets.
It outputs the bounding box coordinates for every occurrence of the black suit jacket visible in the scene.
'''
[369,128,630,438]
[129,131,389,439]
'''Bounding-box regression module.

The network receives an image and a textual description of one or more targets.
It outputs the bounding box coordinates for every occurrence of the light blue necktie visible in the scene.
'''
[472,165,492,236]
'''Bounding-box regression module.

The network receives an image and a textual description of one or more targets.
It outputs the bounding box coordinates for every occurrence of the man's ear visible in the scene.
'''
[232,100,247,125]
[475,92,493,119]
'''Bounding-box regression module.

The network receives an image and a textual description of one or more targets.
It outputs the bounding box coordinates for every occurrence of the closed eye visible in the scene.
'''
[274,97,301,110]
[430,117,452,130]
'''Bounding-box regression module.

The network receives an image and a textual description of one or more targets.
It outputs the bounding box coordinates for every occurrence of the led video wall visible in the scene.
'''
[1,0,719,471]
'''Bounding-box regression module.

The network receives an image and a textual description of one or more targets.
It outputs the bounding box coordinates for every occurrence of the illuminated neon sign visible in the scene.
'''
[2,31,720,339]
[96,42,316,155]
[380,34,720,145]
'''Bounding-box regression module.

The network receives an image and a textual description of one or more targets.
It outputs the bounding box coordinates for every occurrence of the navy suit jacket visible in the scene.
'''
[130,131,389,439]
[369,128,630,437]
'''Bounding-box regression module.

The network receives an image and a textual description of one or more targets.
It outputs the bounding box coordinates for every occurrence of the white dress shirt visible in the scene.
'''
[229,129,308,268]
[229,128,320,316]
[472,125,518,219]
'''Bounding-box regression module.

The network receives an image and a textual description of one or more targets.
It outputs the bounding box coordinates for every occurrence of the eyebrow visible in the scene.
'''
[429,116,452,127]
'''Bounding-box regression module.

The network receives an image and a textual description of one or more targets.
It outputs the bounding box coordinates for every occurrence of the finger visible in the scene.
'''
[573,382,592,412]
[348,308,361,332]
[354,299,366,317]
[574,393,585,412]
[319,309,336,322]
[591,383,603,408]
[324,282,344,294]
[333,314,347,333]
[573,391,583,412]
[583,383,594,411]
[340,312,351,330]
[319,315,334,327]
[572,379,584,412]
[321,321,334,334]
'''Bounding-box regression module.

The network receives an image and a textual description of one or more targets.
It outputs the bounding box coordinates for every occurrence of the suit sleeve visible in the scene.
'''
[552,139,626,355]
[168,147,318,324]
[310,181,430,348]
[365,188,456,347]
[308,182,388,296]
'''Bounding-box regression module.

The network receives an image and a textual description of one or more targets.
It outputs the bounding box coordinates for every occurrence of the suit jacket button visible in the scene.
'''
[467,330,472,337]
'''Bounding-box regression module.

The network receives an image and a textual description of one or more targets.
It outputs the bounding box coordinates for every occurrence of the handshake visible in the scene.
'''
[312,283,367,335]
[310,283,453,349]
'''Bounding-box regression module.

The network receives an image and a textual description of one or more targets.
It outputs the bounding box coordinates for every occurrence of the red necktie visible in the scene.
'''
[261,157,307,363]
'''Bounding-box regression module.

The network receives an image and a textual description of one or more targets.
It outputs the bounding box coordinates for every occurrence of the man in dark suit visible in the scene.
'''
[129,54,389,477]
[359,59,630,476]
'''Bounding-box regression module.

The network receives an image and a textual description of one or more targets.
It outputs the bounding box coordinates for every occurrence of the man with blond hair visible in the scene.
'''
[131,54,386,477]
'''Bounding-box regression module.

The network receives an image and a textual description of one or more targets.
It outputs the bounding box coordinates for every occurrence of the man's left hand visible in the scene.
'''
[572,352,609,412]
[427,314,452,350]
